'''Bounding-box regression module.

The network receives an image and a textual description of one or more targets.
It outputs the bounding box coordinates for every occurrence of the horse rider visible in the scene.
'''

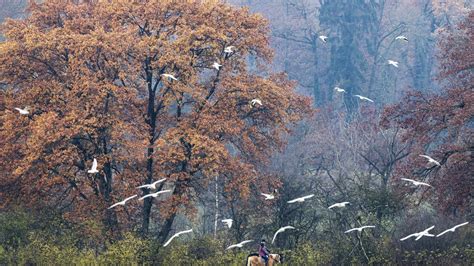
[259,239,270,265]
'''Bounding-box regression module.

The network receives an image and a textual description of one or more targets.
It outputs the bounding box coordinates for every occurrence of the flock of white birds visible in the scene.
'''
[331,35,408,103]
[12,37,469,253]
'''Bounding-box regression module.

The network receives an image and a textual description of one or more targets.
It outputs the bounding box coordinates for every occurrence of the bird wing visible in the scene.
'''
[261,193,272,198]
[415,233,433,241]
[139,193,155,200]
[436,229,450,237]
[92,159,97,169]
[287,198,298,203]
[152,178,167,185]
[400,233,418,241]
[453,222,469,229]
[272,231,280,244]
[123,195,138,202]
[226,244,237,250]
[176,229,193,237]
[424,226,435,233]
[401,178,415,183]
[328,204,337,209]
[303,194,315,200]
[362,97,374,102]
[157,189,172,195]
[362,226,375,229]
[107,202,121,209]
[163,234,178,247]
[344,228,357,233]
[239,240,253,245]
[419,155,436,162]
[417,182,432,187]
[137,184,152,189]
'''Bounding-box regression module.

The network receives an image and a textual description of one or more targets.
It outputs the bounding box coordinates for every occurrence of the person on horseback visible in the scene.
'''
[259,239,270,265]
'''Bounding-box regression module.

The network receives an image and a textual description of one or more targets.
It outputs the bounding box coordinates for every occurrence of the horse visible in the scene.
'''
[246,253,283,265]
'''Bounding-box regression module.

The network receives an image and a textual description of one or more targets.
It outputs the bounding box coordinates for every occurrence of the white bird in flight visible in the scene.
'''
[222,219,233,229]
[395,35,408,42]
[212,62,222,70]
[261,193,275,200]
[14,107,29,115]
[272,226,296,244]
[354,95,374,103]
[224,46,235,54]
[163,229,193,247]
[250,99,262,106]
[319,35,328,43]
[419,155,441,166]
[287,194,314,204]
[400,178,432,187]
[139,189,172,200]
[436,222,469,237]
[400,226,435,241]
[334,87,345,93]
[88,158,99,174]
[161,73,178,81]
[108,195,137,209]
[226,240,253,250]
[137,178,167,190]
[328,202,350,209]
[387,60,399,68]
[345,225,375,233]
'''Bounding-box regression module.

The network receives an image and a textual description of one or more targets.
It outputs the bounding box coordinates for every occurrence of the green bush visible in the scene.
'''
[98,233,151,265]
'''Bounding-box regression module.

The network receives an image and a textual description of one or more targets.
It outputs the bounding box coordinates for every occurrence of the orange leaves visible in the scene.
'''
[0,0,312,235]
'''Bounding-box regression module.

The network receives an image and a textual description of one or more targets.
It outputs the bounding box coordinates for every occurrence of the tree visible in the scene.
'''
[382,11,473,216]
[0,0,311,241]
[319,0,379,115]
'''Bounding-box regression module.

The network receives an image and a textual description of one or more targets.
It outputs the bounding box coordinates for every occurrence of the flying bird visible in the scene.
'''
[334,87,346,93]
[272,226,295,244]
[226,240,254,250]
[400,178,432,187]
[212,62,222,70]
[319,35,328,43]
[224,46,235,53]
[400,226,435,241]
[88,158,99,174]
[387,60,399,68]
[108,195,137,209]
[395,35,408,42]
[354,95,374,102]
[222,219,233,229]
[14,107,29,115]
[250,99,262,106]
[328,202,350,209]
[419,155,441,166]
[139,189,172,200]
[436,222,469,237]
[261,193,275,200]
[137,178,167,190]
[163,229,193,247]
[345,225,375,233]
[287,194,315,204]
[161,74,178,81]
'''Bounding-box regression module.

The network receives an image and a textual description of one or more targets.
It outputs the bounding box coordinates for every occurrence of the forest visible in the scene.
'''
[0,0,472,265]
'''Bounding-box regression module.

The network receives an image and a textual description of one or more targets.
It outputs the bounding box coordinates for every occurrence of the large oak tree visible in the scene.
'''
[0,0,311,241]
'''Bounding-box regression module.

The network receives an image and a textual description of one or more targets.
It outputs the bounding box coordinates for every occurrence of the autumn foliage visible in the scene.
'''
[0,0,311,239]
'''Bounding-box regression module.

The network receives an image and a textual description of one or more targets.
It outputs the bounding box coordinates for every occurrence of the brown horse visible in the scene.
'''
[246,253,283,265]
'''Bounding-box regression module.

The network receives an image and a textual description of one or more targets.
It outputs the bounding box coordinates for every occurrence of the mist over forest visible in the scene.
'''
[0,0,472,265]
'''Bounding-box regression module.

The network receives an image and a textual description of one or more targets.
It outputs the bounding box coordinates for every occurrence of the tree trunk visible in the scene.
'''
[214,175,219,238]
[142,57,156,236]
